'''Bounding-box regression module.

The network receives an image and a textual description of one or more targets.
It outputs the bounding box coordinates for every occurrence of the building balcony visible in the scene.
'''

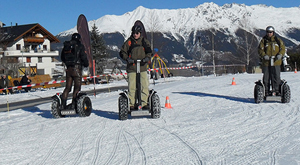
[4,50,59,57]
[23,37,45,43]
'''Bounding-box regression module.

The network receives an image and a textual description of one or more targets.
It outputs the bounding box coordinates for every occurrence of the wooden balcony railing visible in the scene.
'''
[23,37,44,43]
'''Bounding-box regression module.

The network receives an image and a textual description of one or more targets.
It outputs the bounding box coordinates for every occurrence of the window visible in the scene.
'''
[16,44,21,50]
[26,57,31,63]
[38,57,42,63]
[43,45,47,50]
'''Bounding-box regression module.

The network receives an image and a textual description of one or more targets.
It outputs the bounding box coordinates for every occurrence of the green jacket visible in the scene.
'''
[120,36,152,73]
[258,35,285,66]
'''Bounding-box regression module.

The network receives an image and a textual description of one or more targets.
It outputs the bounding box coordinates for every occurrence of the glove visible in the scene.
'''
[141,57,150,63]
[127,58,134,64]
[276,54,282,60]
[263,55,270,60]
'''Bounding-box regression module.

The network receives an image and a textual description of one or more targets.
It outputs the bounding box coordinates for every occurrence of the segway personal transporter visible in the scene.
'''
[281,52,292,72]
[254,56,291,103]
[118,59,161,120]
[51,91,92,118]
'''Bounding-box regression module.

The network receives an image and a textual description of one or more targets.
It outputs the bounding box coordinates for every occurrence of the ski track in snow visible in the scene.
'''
[1,72,300,164]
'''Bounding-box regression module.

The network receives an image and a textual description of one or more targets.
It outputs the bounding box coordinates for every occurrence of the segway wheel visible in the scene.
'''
[118,94,128,120]
[151,93,161,119]
[281,83,291,103]
[254,84,264,104]
[51,100,65,118]
[284,66,292,72]
[77,95,92,117]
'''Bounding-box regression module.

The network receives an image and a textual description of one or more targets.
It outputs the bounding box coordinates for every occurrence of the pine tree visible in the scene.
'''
[91,23,109,74]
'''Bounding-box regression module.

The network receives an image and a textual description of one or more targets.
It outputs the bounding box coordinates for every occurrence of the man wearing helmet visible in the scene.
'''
[119,25,152,110]
[258,26,286,96]
[60,33,89,110]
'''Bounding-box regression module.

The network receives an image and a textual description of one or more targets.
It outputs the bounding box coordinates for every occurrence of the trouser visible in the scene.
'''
[62,67,82,102]
[128,71,149,107]
[21,83,31,92]
[262,65,281,92]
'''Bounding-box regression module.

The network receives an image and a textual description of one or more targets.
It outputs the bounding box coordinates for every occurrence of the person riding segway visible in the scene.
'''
[118,23,161,120]
[51,33,92,118]
[254,26,291,103]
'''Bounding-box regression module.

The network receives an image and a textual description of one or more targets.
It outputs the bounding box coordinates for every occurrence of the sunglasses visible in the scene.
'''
[134,32,140,35]
[267,31,273,34]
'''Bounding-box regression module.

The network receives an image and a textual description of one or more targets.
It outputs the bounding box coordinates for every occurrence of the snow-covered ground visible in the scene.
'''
[0,72,300,164]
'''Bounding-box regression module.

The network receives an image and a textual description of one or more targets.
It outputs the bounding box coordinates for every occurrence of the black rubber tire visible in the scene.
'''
[151,93,161,119]
[118,95,128,120]
[77,95,92,117]
[51,100,65,118]
[254,84,264,104]
[284,66,292,72]
[281,84,291,103]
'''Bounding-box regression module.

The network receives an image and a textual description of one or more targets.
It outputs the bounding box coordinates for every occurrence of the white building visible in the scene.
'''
[0,23,60,77]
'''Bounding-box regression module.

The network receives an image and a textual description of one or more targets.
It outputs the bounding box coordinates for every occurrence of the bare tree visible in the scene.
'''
[207,28,217,76]
[233,12,259,73]
[0,57,22,77]
[147,11,163,50]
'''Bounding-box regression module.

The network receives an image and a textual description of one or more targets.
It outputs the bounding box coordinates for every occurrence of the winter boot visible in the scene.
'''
[60,99,66,110]
[68,99,76,110]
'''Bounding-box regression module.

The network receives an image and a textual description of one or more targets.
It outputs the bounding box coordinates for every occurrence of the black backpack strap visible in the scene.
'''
[274,36,282,51]
[127,38,141,55]
[263,36,281,53]
[142,38,152,54]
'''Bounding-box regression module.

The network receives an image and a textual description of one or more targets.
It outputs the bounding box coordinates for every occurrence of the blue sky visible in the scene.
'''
[1,0,299,35]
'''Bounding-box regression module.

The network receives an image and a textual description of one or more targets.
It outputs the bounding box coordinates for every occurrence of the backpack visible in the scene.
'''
[63,40,79,66]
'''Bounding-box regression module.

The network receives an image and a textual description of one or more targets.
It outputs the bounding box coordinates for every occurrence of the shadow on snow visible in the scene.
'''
[21,107,127,120]
[22,107,120,119]
[173,91,254,104]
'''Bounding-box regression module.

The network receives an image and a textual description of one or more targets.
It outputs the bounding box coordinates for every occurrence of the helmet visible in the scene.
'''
[266,26,275,33]
[71,33,81,41]
[131,25,143,33]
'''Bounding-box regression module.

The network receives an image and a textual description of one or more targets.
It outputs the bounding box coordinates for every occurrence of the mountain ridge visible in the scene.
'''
[57,2,300,45]
[54,3,300,67]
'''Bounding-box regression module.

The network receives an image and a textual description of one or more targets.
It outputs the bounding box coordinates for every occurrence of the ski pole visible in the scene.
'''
[105,75,110,93]
[6,88,10,118]
[93,60,96,97]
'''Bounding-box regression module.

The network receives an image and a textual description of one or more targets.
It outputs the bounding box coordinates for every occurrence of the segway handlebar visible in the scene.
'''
[270,56,275,66]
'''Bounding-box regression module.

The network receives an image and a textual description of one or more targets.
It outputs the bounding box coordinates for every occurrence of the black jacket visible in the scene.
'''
[0,76,9,88]
[20,75,31,85]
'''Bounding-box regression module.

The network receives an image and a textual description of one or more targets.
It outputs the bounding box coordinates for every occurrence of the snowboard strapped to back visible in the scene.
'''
[63,40,79,67]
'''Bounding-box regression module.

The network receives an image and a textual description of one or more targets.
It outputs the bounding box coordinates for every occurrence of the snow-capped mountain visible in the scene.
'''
[55,3,300,65]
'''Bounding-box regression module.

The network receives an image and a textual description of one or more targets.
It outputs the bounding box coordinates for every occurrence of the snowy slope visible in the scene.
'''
[0,72,300,164]
[58,3,300,45]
